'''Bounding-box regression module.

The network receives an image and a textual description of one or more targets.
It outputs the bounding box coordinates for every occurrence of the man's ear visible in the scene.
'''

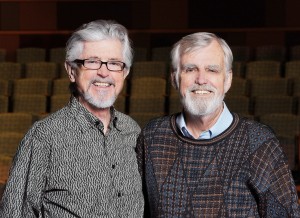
[124,69,130,79]
[224,70,232,93]
[65,62,76,82]
[170,71,178,90]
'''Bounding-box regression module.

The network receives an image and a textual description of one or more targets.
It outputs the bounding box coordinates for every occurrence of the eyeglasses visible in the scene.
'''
[73,59,126,71]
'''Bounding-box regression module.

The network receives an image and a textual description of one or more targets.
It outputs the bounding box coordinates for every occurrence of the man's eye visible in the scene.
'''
[185,67,197,73]
[209,69,219,73]
[86,60,99,64]
[109,62,120,66]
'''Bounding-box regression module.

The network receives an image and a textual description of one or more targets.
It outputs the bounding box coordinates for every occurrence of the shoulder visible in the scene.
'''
[237,114,279,152]
[38,106,71,125]
[115,110,141,133]
[28,107,73,137]
[142,115,172,135]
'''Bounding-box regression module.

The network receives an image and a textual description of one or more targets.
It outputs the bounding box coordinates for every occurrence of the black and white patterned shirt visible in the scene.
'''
[0,97,144,218]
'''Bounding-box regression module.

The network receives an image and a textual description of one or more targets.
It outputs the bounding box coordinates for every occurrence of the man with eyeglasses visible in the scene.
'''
[0,20,144,217]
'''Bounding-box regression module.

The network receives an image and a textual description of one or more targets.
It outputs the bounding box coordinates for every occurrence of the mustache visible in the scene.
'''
[188,84,216,92]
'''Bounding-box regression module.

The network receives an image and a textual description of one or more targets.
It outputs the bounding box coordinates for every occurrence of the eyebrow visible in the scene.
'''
[205,65,221,71]
[85,56,99,60]
[85,57,122,61]
[108,58,123,61]
[181,63,198,69]
[181,64,221,70]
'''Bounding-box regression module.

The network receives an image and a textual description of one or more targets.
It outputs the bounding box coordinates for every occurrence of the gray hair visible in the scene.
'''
[171,32,233,88]
[65,19,133,70]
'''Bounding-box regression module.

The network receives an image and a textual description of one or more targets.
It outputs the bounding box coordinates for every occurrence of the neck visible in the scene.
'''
[79,98,111,134]
[184,104,223,139]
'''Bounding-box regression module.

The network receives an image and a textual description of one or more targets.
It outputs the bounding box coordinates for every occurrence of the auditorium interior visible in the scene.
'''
[1,0,300,200]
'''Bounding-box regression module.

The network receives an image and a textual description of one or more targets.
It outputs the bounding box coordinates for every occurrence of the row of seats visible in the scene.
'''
[229,77,300,97]
[1,76,300,99]
[132,60,300,79]
[225,95,300,116]
[3,91,300,123]
[0,61,67,80]
[0,78,68,114]
[0,47,170,63]
[232,60,300,78]
[1,93,300,127]
[0,47,65,63]
[1,60,300,82]
[3,76,300,115]
[0,61,170,81]
[231,45,300,62]
[1,45,300,63]
[0,47,171,63]
[0,112,37,184]
[0,76,169,97]
[141,45,300,62]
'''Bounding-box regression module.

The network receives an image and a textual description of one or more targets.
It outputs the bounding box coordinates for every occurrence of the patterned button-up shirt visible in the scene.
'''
[0,97,144,218]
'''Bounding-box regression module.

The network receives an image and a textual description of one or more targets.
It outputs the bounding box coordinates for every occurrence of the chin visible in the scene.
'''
[83,93,117,109]
[182,95,224,117]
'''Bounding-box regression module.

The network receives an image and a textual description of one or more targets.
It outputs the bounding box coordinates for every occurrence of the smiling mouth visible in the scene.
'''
[93,82,111,87]
[193,90,211,94]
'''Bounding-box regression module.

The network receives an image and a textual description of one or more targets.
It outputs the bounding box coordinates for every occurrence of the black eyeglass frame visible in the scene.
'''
[72,59,126,72]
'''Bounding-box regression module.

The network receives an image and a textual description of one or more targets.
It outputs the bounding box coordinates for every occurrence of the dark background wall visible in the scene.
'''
[0,0,300,60]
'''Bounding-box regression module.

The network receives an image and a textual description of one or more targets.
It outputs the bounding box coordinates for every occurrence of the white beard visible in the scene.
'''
[83,90,117,109]
[181,84,224,116]
[80,78,118,109]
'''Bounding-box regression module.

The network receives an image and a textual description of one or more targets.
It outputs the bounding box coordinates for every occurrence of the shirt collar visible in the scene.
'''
[69,96,118,132]
[176,102,233,140]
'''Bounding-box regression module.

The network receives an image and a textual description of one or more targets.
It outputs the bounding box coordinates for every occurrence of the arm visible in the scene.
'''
[136,134,145,180]
[0,127,50,217]
[136,133,152,218]
[249,138,300,217]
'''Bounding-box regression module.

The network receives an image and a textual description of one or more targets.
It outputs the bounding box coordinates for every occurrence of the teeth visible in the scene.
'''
[194,90,210,94]
[94,82,110,87]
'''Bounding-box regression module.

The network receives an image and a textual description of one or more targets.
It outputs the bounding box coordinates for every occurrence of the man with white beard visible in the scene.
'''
[0,20,144,217]
[136,32,300,217]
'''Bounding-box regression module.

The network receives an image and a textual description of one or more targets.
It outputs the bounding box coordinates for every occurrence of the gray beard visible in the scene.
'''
[83,91,117,109]
[181,92,224,116]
